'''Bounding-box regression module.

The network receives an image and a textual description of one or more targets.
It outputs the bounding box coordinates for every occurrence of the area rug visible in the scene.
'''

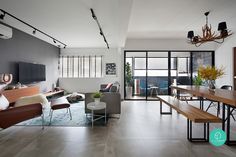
[17,101,107,127]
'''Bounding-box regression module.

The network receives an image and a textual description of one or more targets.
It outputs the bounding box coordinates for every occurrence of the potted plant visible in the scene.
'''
[125,62,133,98]
[92,92,103,104]
[198,66,225,91]
[193,72,203,87]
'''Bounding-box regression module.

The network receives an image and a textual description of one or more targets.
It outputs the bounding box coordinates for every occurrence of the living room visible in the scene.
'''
[1,0,236,156]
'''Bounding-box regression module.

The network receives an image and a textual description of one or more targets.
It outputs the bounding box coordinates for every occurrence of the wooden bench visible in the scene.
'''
[157,95,222,142]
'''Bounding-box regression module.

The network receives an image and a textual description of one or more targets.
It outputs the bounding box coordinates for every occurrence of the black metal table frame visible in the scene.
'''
[175,89,236,145]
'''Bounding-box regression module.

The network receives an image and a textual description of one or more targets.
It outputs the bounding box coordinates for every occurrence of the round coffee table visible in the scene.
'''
[87,102,106,128]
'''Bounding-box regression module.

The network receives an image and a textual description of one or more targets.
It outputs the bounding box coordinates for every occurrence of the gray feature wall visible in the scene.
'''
[0,24,60,92]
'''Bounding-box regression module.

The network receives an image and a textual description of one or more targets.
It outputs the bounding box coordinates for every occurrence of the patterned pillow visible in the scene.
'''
[109,85,118,92]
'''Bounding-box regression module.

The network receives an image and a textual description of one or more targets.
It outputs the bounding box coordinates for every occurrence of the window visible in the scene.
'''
[60,56,103,78]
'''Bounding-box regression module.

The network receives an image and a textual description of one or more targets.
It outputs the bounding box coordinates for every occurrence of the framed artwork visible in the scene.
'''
[106,63,116,75]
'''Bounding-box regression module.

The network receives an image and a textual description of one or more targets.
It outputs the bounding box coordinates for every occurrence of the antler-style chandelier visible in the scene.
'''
[187,12,233,47]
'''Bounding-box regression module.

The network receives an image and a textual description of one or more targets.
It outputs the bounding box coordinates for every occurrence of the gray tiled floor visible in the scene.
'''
[0,101,236,157]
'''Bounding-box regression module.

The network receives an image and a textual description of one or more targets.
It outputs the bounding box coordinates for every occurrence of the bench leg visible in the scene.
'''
[199,97,204,110]
[41,113,44,130]
[49,110,54,125]
[160,101,172,115]
[187,119,209,142]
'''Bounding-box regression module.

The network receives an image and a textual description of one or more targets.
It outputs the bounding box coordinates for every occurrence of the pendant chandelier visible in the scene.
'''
[187,12,233,47]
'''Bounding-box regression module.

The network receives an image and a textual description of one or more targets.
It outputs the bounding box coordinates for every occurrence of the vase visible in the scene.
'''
[94,98,100,105]
[208,80,216,92]
[126,86,133,99]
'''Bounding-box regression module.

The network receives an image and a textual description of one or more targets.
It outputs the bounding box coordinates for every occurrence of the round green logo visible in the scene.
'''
[210,128,226,146]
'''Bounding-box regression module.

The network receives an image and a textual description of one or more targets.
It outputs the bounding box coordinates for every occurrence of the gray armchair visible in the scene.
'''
[85,84,121,114]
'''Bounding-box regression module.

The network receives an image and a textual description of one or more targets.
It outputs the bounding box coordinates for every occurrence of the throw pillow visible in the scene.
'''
[15,94,49,109]
[0,94,10,110]
[105,83,113,89]
[109,85,118,92]
[100,83,113,92]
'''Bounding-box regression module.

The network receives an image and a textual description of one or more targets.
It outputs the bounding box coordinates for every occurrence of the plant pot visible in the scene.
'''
[94,98,100,105]
[126,86,133,99]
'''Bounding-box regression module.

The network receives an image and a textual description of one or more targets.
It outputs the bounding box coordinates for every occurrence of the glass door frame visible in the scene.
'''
[124,50,215,101]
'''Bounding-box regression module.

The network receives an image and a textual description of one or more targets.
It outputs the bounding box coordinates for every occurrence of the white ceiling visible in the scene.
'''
[0,0,133,48]
[128,0,236,39]
[0,0,236,47]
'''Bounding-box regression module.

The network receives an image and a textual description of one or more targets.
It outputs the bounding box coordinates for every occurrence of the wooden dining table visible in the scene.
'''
[170,85,236,145]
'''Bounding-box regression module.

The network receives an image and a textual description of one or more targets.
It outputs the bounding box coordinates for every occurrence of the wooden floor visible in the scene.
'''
[0,101,236,157]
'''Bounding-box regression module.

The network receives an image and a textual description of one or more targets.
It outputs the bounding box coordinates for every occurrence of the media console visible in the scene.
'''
[44,90,64,99]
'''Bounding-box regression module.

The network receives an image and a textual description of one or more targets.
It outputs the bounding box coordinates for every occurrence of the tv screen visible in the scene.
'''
[19,62,46,83]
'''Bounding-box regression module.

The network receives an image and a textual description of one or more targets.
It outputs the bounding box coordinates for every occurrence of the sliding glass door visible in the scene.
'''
[124,51,214,100]
[170,52,191,86]
[147,52,169,100]
[125,52,147,100]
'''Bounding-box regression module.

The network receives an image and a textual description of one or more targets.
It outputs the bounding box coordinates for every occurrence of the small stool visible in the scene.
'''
[49,97,72,125]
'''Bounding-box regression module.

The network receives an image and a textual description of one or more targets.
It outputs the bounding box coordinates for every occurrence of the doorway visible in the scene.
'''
[124,51,214,100]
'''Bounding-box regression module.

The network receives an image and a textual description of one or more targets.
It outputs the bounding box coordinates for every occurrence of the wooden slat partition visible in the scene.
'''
[2,86,40,103]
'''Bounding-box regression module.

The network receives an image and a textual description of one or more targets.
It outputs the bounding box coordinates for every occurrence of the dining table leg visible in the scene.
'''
[224,104,236,145]
[222,104,225,131]
[226,105,230,145]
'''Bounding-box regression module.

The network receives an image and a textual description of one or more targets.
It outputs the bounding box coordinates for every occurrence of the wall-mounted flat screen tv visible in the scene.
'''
[19,62,46,83]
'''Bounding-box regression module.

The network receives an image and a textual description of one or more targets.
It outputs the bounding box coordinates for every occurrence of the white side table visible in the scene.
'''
[87,102,106,128]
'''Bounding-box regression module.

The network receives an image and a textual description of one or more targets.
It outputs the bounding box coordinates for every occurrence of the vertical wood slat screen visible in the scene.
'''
[59,55,103,78]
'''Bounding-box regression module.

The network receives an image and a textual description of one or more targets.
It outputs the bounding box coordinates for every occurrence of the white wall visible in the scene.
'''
[59,48,122,94]
[215,35,236,87]
[58,38,217,99]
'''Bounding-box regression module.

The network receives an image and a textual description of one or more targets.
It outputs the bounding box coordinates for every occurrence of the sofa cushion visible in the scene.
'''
[15,94,49,109]
[0,94,9,110]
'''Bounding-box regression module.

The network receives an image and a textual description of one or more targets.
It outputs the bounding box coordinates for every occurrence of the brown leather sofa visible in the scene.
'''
[0,86,44,129]
[0,103,43,129]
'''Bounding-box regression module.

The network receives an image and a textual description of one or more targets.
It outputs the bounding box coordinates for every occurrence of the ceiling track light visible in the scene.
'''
[0,9,67,48]
[90,8,109,49]
[0,11,5,20]
[32,29,36,34]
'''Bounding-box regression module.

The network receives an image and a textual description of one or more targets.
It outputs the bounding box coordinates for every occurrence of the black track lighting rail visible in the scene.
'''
[90,8,109,49]
[0,9,67,48]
